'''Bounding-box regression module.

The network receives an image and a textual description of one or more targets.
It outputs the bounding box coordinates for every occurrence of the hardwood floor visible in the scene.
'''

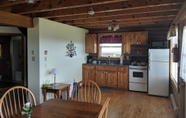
[101,90,175,118]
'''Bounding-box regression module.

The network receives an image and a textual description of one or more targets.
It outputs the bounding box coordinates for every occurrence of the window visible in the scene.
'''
[99,35,122,58]
[170,28,178,83]
[100,43,122,57]
[180,26,186,82]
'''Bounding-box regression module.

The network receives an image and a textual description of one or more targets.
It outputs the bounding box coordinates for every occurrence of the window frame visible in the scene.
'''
[98,33,123,60]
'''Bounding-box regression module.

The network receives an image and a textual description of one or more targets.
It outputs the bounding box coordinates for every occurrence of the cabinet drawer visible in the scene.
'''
[96,66,105,70]
[105,66,118,71]
[118,67,128,72]
[83,65,95,70]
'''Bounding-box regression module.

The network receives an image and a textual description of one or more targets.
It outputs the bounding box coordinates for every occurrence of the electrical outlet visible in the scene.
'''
[32,56,35,61]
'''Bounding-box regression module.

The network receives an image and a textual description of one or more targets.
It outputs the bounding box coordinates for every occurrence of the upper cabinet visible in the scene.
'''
[85,34,97,53]
[123,31,148,54]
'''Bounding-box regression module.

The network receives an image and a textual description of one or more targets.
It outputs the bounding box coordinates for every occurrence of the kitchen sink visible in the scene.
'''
[101,63,115,65]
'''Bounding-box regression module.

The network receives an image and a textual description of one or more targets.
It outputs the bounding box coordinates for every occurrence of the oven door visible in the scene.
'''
[129,69,147,83]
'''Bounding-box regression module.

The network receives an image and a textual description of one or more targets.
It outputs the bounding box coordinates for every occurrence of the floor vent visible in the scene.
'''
[170,94,178,117]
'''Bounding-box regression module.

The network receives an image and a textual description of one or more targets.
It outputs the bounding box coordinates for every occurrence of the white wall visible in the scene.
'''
[28,18,88,104]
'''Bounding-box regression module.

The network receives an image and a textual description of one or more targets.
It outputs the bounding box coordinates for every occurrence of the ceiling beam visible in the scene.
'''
[13,0,128,14]
[52,5,180,21]
[0,0,29,8]
[73,18,175,27]
[35,0,183,19]
[81,21,172,29]
[0,10,33,28]
[63,11,177,24]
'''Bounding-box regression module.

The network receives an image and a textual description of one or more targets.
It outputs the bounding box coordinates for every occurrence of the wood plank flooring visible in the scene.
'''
[100,90,175,118]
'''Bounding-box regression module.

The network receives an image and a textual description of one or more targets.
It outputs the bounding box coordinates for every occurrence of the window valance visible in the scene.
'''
[99,35,122,44]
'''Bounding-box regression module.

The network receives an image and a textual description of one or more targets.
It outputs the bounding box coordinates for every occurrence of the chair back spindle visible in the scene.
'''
[71,80,101,104]
[0,86,36,118]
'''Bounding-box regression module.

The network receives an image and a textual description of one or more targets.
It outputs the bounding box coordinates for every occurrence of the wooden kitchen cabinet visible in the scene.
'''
[123,31,148,54]
[83,64,129,90]
[133,31,148,44]
[82,65,96,82]
[106,70,118,88]
[96,70,106,86]
[85,34,97,53]
[123,32,133,54]
[118,66,128,90]
[96,66,118,88]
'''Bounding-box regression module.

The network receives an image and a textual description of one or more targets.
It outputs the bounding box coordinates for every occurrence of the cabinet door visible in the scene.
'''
[123,32,133,54]
[85,34,97,53]
[89,70,96,82]
[82,65,96,81]
[96,70,106,86]
[137,31,148,44]
[106,71,118,88]
[83,69,89,81]
[118,72,128,90]
[118,67,128,90]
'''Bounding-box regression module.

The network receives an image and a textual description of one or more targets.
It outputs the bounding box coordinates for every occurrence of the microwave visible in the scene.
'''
[149,40,169,49]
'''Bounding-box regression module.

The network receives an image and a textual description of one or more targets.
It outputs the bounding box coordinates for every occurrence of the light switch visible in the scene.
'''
[44,50,48,55]
[32,50,34,55]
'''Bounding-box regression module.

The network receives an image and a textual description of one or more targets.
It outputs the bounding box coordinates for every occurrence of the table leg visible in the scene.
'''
[67,86,70,100]
[42,89,47,102]
[57,90,61,99]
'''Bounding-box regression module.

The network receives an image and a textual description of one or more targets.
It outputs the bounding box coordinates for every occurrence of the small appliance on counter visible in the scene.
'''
[86,55,93,64]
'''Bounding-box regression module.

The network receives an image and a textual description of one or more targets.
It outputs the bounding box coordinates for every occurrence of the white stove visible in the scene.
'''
[129,65,147,69]
[129,65,148,92]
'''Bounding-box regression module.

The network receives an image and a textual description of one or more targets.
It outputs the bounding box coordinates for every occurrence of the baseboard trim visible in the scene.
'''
[170,94,178,117]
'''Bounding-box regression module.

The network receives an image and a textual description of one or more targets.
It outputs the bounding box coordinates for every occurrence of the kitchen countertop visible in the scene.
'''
[83,63,130,66]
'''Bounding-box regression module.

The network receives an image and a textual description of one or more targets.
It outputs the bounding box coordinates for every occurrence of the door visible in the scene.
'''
[106,71,118,88]
[148,61,169,96]
[149,49,169,62]
[96,70,106,86]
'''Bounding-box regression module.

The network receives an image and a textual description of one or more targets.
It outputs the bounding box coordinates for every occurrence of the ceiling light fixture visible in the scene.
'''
[108,20,120,31]
[26,0,35,4]
[88,7,95,15]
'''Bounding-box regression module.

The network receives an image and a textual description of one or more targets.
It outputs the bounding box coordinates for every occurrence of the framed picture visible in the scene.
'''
[0,44,2,59]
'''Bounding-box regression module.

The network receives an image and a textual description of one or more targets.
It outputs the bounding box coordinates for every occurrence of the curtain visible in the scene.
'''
[99,35,122,44]
[180,26,186,83]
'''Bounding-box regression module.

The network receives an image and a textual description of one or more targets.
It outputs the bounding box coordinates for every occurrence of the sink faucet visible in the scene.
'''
[107,56,110,64]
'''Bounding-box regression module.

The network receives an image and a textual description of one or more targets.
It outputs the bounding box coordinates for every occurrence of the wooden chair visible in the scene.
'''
[71,80,101,104]
[98,97,111,118]
[0,86,36,118]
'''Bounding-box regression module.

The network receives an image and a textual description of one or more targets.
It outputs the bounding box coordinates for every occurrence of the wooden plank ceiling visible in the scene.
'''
[0,0,184,30]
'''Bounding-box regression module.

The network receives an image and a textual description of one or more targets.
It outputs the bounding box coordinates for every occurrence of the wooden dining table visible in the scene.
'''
[17,99,102,118]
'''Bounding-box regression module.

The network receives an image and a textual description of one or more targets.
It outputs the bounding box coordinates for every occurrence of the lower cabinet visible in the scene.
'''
[96,65,128,89]
[118,67,129,90]
[82,64,128,90]
[105,67,118,88]
[96,70,106,86]
[82,65,96,82]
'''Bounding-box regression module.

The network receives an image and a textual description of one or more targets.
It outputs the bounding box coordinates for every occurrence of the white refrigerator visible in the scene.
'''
[148,49,169,97]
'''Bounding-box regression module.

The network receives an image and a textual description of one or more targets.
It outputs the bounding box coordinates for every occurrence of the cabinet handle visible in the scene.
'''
[118,72,119,74]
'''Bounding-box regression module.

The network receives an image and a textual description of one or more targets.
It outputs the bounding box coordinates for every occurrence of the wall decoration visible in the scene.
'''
[66,41,77,58]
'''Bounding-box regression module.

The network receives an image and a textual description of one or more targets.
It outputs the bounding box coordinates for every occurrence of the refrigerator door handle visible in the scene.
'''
[149,53,151,61]
[149,63,150,71]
